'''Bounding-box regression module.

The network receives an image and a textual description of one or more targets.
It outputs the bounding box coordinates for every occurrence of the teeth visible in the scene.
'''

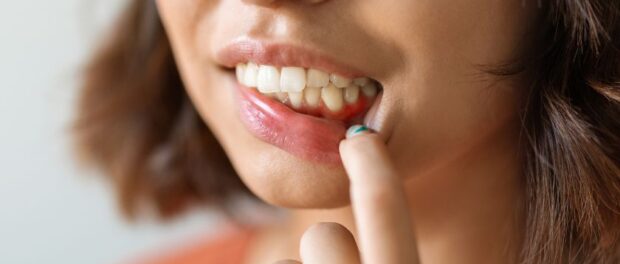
[307,69,330,88]
[236,64,246,84]
[243,63,259,87]
[304,87,321,107]
[321,83,344,112]
[280,67,306,92]
[344,84,360,104]
[235,63,378,112]
[353,77,369,86]
[361,82,378,97]
[257,65,281,93]
[329,74,352,88]
[275,92,288,103]
[288,92,303,109]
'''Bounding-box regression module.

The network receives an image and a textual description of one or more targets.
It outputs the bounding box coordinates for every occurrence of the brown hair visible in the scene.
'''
[73,0,248,219]
[515,1,620,263]
[73,0,620,263]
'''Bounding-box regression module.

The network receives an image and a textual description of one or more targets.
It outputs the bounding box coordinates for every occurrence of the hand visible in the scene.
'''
[273,125,420,264]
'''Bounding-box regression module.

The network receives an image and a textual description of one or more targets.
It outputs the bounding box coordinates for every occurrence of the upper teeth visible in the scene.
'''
[236,63,378,111]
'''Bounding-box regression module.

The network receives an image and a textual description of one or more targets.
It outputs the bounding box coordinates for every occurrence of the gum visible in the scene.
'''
[248,88,376,123]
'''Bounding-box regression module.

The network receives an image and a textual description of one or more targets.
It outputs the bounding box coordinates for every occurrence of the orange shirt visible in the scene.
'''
[131,227,257,264]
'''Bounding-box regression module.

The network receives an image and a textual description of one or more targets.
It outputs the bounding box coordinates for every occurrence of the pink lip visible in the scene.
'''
[235,83,347,165]
[216,37,367,78]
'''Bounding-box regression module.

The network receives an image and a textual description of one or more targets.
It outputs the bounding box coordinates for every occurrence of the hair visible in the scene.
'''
[73,0,620,263]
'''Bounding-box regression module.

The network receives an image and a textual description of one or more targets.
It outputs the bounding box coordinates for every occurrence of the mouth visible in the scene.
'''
[217,38,383,165]
[235,63,380,122]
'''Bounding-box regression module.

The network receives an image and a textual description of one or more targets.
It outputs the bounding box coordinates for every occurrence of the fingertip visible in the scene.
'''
[345,124,372,139]
[340,128,385,159]
[339,125,394,187]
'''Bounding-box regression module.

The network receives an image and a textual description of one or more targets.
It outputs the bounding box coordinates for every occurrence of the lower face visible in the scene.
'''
[156,0,539,208]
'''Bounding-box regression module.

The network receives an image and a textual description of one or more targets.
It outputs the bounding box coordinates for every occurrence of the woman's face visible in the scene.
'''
[156,0,538,208]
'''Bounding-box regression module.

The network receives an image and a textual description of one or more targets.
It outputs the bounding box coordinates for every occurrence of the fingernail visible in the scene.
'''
[346,124,370,139]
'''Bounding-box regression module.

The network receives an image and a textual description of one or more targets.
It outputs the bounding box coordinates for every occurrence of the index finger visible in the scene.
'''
[339,125,419,264]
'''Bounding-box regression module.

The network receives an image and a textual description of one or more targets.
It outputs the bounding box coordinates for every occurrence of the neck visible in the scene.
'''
[404,127,524,263]
[278,128,523,264]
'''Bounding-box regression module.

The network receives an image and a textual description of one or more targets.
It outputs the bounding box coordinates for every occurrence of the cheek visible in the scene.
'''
[387,73,523,179]
[373,0,537,66]
[155,0,216,70]
[373,0,532,177]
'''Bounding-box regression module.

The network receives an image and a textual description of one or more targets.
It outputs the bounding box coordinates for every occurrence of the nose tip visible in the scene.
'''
[242,0,327,7]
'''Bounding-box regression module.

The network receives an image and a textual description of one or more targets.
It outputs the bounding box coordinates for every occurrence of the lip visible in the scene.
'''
[235,82,351,165]
[215,37,367,79]
[218,37,381,165]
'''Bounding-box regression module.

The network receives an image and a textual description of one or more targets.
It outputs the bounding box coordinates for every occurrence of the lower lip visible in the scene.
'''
[234,83,353,165]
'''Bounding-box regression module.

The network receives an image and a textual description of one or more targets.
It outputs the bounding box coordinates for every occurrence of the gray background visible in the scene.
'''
[0,1,223,263]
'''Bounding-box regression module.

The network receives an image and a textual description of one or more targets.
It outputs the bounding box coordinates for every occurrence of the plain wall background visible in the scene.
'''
[0,1,224,263]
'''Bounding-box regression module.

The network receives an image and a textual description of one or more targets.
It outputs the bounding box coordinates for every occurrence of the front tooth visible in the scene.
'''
[353,77,369,86]
[275,92,288,103]
[329,74,352,88]
[244,63,259,87]
[257,65,281,93]
[361,82,378,97]
[280,67,306,92]
[304,87,321,107]
[288,92,303,109]
[344,84,360,104]
[321,83,344,112]
[307,69,329,88]
[236,64,246,84]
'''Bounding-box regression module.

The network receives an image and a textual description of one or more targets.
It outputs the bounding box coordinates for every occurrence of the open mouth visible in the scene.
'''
[235,63,380,124]
[217,39,382,165]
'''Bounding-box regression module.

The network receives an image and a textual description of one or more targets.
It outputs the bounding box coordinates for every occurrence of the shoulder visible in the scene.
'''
[129,226,257,264]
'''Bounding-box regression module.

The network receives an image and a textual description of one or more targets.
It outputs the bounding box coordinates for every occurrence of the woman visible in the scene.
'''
[74,0,620,263]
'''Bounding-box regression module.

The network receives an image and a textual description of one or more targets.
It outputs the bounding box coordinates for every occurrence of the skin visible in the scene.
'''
[156,0,541,263]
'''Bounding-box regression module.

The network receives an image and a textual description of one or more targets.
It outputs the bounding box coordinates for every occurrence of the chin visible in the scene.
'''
[233,145,352,209]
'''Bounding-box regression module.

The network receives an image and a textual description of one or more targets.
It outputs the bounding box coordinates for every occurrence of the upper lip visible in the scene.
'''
[215,36,369,79]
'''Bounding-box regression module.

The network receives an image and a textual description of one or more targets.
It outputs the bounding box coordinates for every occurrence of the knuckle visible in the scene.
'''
[300,222,359,262]
[272,260,302,264]
[301,222,356,250]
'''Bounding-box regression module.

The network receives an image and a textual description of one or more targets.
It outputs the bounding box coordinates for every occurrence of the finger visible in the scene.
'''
[339,125,419,264]
[299,222,361,264]
[272,260,302,264]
